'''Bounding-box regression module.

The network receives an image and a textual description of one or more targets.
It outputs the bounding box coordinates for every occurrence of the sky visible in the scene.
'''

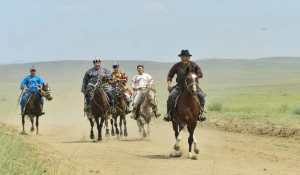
[0,0,299,63]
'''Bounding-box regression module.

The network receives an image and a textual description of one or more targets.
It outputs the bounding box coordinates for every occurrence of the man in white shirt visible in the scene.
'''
[130,65,161,120]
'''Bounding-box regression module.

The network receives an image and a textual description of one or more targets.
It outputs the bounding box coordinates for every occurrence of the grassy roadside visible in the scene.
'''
[0,124,56,175]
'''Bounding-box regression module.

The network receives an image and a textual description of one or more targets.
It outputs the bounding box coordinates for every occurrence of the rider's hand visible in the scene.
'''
[21,86,25,90]
[133,88,138,91]
[167,84,172,92]
[100,73,106,77]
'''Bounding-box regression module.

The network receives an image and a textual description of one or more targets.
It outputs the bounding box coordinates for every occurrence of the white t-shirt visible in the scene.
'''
[131,73,154,89]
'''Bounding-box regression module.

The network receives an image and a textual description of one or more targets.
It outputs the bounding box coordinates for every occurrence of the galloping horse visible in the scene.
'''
[22,83,53,134]
[110,80,129,138]
[171,67,203,159]
[86,76,110,141]
[136,84,157,139]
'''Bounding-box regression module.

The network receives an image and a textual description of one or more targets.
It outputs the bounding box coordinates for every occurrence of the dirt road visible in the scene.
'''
[5,113,300,175]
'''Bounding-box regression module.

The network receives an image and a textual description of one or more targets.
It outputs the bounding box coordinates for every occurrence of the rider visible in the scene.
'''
[111,63,132,114]
[20,66,45,115]
[130,64,161,120]
[163,50,206,122]
[81,57,115,113]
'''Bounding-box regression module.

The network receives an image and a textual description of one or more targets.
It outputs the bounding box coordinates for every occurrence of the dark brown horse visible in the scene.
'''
[22,83,53,134]
[171,68,203,159]
[110,80,128,138]
[86,76,110,141]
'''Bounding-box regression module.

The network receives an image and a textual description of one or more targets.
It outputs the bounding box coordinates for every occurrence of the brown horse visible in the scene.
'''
[22,83,53,134]
[110,80,128,138]
[171,68,203,159]
[86,76,110,141]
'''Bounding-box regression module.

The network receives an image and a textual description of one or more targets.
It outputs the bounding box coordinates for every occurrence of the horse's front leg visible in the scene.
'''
[114,116,120,138]
[119,115,123,137]
[22,115,25,134]
[110,118,115,136]
[123,115,128,137]
[187,125,197,160]
[170,121,183,157]
[35,116,39,135]
[105,115,110,138]
[30,116,35,132]
[97,117,103,141]
[89,118,95,140]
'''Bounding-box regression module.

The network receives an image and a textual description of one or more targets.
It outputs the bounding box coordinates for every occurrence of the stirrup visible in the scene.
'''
[163,114,172,122]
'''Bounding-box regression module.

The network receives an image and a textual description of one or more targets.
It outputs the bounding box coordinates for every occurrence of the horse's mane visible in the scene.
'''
[146,84,156,93]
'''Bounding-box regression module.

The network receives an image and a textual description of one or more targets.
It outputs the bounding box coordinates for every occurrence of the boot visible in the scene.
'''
[109,101,116,114]
[126,102,132,114]
[20,106,24,115]
[130,107,137,120]
[152,106,161,118]
[198,104,206,122]
[40,103,45,116]
[163,101,173,122]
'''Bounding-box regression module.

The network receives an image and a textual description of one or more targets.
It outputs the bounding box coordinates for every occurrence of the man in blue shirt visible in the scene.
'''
[20,66,45,115]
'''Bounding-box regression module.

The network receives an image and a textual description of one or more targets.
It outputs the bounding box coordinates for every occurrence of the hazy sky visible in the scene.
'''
[0,0,299,62]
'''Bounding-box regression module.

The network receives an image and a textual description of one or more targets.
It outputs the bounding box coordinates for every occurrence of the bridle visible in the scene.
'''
[38,87,52,100]
[184,73,204,113]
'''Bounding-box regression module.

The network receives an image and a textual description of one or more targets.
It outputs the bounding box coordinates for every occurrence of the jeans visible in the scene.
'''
[167,88,205,110]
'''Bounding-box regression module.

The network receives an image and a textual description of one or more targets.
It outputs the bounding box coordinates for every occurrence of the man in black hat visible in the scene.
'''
[81,57,115,114]
[163,50,206,122]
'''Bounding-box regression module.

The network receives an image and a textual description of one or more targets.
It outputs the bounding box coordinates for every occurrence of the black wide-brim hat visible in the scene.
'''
[178,50,192,57]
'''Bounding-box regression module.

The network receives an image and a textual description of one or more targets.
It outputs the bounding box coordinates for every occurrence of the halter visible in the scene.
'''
[184,74,204,113]
[38,87,51,99]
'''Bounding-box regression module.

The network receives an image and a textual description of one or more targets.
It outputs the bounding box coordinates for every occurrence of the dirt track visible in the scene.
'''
[5,112,300,175]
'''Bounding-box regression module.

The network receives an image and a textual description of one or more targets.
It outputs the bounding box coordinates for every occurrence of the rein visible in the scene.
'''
[184,78,204,113]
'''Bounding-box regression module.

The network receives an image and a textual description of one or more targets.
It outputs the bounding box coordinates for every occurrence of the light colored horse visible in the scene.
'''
[136,84,157,139]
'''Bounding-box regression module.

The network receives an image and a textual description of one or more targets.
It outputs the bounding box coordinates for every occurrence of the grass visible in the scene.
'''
[293,107,300,115]
[0,127,47,175]
[207,101,223,111]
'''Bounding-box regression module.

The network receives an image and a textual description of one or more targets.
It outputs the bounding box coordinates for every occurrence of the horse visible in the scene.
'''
[86,76,110,141]
[22,83,53,134]
[170,68,203,159]
[110,80,129,138]
[136,84,157,139]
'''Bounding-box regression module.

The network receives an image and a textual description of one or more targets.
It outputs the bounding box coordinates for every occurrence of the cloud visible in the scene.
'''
[147,1,168,14]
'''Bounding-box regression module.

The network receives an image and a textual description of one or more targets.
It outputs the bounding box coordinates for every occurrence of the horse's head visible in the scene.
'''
[86,76,99,98]
[113,80,124,96]
[145,84,156,106]
[185,67,199,95]
[39,83,53,101]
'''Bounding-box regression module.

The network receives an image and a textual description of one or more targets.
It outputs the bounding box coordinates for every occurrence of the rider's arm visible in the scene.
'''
[167,63,178,83]
[20,76,29,89]
[81,71,89,92]
[104,68,112,80]
[147,74,154,84]
[37,76,44,87]
[193,62,203,78]
[131,75,136,89]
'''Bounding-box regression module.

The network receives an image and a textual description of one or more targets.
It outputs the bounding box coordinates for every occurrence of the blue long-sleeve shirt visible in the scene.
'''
[20,75,44,92]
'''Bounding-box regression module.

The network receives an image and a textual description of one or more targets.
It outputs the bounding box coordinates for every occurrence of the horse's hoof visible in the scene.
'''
[111,131,115,136]
[90,135,95,140]
[36,132,39,135]
[21,131,26,135]
[174,144,180,151]
[188,152,198,160]
[170,151,182,157]
[30,128,34,132]
[124,132,128,137]
[98,137,102,141]
[194,148,200,154]
[105,134,110,138]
